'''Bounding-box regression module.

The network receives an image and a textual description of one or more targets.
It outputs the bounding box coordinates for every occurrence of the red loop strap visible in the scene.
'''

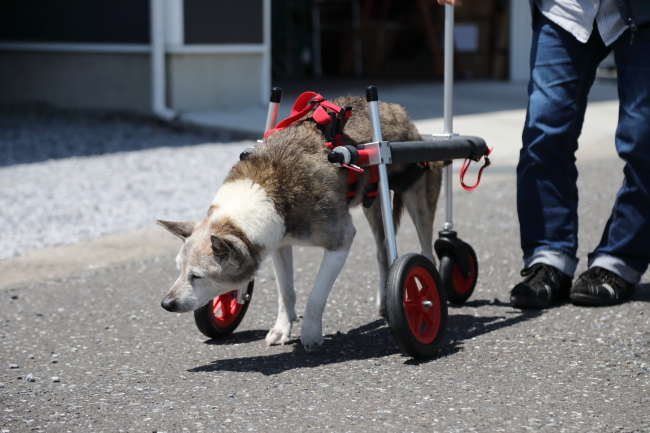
[460,148,493,191]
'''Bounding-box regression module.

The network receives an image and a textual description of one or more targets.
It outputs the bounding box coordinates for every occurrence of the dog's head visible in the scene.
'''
[156,219,257,313]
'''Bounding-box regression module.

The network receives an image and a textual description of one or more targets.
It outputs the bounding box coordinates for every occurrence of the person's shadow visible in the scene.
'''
[188,296,545,375]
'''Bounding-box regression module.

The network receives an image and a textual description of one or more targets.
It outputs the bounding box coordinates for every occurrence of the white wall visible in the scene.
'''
[509,0,533,82]
[168,53,263,110]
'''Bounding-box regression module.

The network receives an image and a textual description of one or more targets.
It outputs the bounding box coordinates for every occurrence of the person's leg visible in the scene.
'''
[517,11,610,276]
[512,10,610,308]
[571,24,650,305]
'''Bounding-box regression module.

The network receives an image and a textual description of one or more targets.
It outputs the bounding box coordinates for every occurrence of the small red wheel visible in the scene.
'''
[385,254,447,358]
[193,280,254,339]
[440,245,478,305]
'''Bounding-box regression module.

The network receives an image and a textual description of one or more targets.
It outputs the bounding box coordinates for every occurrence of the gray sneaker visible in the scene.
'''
[570,267,635,306]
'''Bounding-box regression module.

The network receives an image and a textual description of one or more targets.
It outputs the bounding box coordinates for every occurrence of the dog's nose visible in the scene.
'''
[161,296,177,312]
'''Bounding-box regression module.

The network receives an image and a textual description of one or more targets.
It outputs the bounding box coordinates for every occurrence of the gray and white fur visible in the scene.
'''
[158,95,442,352]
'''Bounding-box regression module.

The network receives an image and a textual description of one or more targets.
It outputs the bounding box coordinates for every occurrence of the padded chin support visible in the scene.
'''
[390,136,488,164]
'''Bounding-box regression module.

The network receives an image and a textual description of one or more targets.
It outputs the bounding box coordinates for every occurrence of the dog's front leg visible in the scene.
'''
[301,226,355,353]
[266,245,297,346]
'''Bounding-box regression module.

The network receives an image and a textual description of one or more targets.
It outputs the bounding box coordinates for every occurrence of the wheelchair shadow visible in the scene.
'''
[405,302,544,366]
[190,296,545,374]
[201,329,269,346]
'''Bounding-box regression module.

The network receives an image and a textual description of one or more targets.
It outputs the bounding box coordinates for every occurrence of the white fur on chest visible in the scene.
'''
[211,179,285,251]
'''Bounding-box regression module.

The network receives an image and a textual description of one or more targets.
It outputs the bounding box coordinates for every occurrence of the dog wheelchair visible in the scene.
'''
[193,4,489,359]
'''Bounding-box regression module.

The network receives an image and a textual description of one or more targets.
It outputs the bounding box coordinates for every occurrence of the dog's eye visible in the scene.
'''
[188,274,202,281]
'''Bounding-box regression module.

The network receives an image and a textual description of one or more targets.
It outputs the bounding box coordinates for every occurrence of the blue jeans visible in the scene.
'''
[518,11,650,284]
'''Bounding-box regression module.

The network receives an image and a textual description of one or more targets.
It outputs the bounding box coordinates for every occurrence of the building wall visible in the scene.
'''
[168,53,263,111]
[0,0,270,114]
[0,51,151,112]
[509,0,533,82]
[0,50,265,113]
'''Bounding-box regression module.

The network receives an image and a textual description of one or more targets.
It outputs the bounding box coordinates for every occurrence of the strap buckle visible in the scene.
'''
[308,96,326,105]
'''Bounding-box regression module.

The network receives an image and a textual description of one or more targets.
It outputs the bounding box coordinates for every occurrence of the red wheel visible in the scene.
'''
[211,291,244,328]
[440,246,478,304]
[385,254,447,358]
[193,280,254,339]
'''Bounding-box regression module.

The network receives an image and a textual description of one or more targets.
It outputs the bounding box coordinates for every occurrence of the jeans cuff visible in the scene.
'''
[524,249,578,278]
[589,255,641,285]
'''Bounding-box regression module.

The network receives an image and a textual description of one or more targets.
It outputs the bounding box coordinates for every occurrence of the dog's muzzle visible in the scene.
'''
[161,295,178,312]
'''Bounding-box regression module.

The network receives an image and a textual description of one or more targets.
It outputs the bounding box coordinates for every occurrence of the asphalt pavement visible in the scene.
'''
[1,158,649,432]
[1,81,649,432]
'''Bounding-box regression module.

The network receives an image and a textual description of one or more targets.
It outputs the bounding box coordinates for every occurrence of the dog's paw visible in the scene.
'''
[301,335,324,353]
[300,320,324,353]
[265,324,292,346]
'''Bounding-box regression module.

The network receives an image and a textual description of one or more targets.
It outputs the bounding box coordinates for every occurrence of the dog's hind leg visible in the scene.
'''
[266,245,298,346]
[363,201,392,317]
[301,223,356,353]
[402,167,442,265]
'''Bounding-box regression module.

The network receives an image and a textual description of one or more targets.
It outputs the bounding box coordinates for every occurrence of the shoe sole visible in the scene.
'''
[570,293,628,306]
[510,296,554,309]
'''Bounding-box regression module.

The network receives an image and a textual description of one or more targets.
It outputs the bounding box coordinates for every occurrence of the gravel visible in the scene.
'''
[0,106,254,258]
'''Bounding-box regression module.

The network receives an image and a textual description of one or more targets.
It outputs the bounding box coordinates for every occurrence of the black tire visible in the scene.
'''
[439,245,478,305]
[385,254,447,359]
[193,280,254,339]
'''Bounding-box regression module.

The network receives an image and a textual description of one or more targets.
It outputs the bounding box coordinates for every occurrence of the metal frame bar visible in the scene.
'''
[443,4,455,230]
[367,88,399,265]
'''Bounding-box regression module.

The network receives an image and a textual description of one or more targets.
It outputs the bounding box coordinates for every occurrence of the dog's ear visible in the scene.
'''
[211,235,235,262]
[156,220,195,241]
[211,235,246,266]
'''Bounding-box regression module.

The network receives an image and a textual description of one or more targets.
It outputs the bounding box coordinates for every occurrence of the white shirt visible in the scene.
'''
[535,0,628,46]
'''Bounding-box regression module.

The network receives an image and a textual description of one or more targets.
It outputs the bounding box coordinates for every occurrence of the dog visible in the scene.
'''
[157,95,442,352]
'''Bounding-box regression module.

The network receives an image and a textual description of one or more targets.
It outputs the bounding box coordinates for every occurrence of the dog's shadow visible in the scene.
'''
[190,319,400,375]
[189,298,543,374]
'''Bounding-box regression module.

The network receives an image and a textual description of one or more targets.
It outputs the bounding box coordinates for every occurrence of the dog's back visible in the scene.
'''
[225,95,439,247]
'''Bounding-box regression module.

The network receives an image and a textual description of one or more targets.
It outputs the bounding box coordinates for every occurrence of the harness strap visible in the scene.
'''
[265,91,378,207]
[264,92,351,138]
[460,148,492,191]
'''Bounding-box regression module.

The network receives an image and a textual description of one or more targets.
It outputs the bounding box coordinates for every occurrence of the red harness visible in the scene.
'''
[265,92,489,204]
[264,92,378,206]
[264,92,349,141]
